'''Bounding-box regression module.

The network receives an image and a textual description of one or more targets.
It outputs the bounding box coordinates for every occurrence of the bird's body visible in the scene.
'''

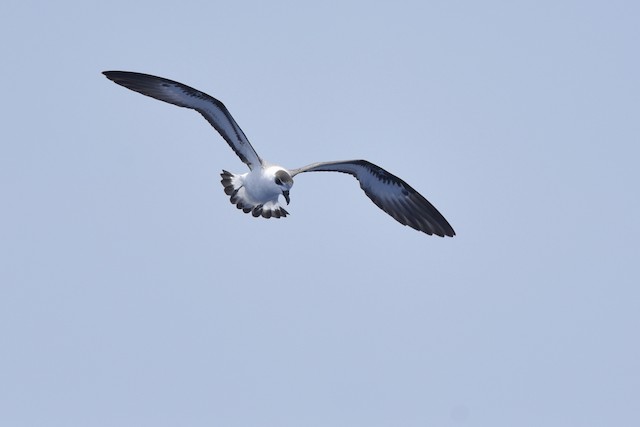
[103,71,455,237]
[221,165,292,218]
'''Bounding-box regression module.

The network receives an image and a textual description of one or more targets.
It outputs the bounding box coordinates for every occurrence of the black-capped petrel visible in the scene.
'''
[103,71,455,237]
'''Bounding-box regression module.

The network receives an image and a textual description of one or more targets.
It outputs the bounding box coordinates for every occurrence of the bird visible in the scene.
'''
[103,71,455,237]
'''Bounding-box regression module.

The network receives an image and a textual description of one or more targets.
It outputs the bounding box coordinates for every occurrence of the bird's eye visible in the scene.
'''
[275,178,282,185]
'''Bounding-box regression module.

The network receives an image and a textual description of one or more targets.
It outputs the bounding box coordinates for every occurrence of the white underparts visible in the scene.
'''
[220,170,289,218]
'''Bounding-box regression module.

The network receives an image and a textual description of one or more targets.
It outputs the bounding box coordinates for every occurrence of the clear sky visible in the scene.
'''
[1,0,639,426]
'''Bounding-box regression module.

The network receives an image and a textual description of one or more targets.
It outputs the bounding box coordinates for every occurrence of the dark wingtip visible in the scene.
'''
[102,70,122,81]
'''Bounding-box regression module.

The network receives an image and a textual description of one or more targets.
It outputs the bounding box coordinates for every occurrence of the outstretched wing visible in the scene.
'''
[291,160,455,237]
[103,71,263,170]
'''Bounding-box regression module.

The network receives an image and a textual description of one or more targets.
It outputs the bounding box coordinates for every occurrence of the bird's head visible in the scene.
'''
[274,169,294,204]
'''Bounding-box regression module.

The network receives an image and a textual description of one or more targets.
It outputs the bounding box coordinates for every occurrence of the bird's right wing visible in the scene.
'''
[291,160,455,237]
[103,71,263,170]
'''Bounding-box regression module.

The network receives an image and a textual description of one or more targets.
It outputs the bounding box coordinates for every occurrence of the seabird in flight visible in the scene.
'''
[103,71,455,237]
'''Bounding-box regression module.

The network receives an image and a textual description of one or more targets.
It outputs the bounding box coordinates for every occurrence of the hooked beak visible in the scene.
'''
[282,190,290,205]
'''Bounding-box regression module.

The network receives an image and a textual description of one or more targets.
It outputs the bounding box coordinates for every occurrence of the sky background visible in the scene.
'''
[1,0,639,426]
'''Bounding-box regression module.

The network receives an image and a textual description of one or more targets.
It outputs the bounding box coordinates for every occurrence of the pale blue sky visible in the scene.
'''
[1,1,639,426]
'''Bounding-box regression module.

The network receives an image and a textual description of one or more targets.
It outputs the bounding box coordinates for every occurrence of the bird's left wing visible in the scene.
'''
[291,160,455,237]
[103,71,263,170]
